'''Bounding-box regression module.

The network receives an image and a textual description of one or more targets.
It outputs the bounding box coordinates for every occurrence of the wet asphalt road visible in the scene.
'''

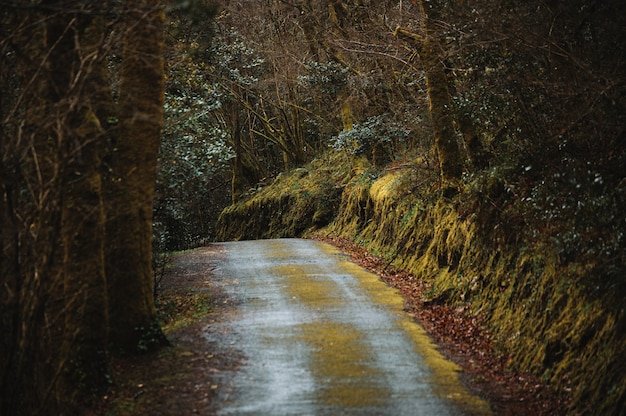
[207,238,491,415]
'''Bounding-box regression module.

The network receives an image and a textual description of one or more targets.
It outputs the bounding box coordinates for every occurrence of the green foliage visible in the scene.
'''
[461,136,626,303]
[331,114,410,163]
[155,9,234,251]
[210,28,265,86]
[521,163,625,297]
[155,88,233,250]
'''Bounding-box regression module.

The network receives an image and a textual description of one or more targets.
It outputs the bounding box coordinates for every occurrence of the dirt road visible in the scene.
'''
[206,238,491,415]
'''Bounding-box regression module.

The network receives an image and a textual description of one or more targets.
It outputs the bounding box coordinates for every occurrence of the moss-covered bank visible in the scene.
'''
[215,154,625,415]
[215,157,349,241]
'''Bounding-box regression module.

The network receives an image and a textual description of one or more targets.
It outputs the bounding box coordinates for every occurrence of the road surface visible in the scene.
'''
[206,238,491,415]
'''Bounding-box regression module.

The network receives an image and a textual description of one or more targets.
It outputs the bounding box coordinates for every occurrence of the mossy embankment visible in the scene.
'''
[215,153,625,415]
[215,157,347,241]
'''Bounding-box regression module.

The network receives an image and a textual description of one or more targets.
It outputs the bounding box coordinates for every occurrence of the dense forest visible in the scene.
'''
[1,1,173,413]
[1,0,624,414]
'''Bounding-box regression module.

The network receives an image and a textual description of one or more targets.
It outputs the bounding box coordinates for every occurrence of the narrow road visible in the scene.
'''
[207,238,491,415]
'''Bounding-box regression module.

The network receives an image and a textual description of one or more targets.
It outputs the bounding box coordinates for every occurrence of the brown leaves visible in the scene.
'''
[317,236,568,415]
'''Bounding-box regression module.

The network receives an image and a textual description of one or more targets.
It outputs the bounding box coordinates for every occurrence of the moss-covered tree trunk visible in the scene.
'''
[2,0,169,411]
[106,0,168,352]
[0,4,111,411]
[395,1,463,183]
[394,2,489,174]
[56,12,110,399]
[417,0,463,183]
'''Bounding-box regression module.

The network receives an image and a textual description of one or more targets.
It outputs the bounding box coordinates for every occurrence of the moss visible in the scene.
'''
[214,152,625,414]
[215,156,348,241]
[159,291,213,333]
[340,179,625,414]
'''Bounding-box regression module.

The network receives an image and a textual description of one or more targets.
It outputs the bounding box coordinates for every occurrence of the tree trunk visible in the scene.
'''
[231,98,245,203]
[0,4,111,410]
[396,1,464,184]
[418,0,463,183]
[57,12,109,398]
[422,35,463,183]
[0,7,61,412]
[397,1,490,175]
[456,111,491,169]
[106,0,168,352]
[444,61,492,169]
[2,0,168,411]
